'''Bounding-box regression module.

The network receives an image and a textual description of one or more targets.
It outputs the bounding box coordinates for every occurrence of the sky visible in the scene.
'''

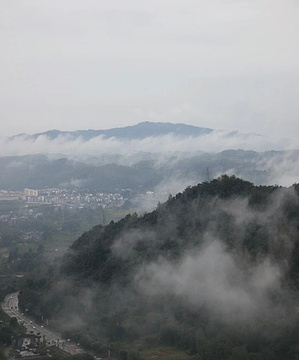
[1,0,299,143]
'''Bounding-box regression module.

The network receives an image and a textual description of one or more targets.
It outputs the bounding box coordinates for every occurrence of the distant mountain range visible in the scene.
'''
[0,150,296,194]
[13,122,216,140]
[1,121,296,197]
[9,121,270,153]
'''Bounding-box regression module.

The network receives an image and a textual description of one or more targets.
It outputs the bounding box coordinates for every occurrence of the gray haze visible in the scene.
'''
[133,187,298,322]
[135,239,282,321]
[1,1,299,144]
[1,132,299,189]
[51,185,298,333]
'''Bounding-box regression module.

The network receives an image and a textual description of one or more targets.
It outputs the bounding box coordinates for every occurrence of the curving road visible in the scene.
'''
[2,292,83,355]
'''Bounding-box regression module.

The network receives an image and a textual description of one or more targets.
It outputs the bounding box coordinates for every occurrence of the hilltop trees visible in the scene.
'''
[18,176,299,359]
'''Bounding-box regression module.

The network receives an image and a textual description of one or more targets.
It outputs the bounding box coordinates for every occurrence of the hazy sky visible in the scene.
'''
[1,0,299,141]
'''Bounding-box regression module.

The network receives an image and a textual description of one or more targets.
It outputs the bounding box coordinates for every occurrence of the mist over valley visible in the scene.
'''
[1,1,299,358]
[1,122,299,199]
[1,123,299,360]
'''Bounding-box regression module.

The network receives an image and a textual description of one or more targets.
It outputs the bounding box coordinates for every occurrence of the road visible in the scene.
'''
[2,292,83,355]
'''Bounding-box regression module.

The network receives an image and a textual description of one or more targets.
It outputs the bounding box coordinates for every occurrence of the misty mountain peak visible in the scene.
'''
[11,122,214,141]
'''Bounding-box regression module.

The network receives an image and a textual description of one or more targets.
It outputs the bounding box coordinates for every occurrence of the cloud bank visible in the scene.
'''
[135,239,282,321]
[0,130,292,159]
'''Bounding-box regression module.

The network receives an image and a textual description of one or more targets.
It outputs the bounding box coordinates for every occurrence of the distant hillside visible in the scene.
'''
[0,150,294,193]
[13,122,213,141]
[19,176,299,359]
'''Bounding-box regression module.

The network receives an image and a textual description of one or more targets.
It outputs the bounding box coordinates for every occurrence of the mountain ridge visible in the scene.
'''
[12,121,220,140]
[0,149,290,192]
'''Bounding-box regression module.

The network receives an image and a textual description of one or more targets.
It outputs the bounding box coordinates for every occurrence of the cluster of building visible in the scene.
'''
[0,188,163,217]
[0,188,127,209]
[0,189,25,201]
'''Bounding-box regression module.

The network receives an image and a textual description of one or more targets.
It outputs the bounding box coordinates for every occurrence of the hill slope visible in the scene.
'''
[19,176,299,359]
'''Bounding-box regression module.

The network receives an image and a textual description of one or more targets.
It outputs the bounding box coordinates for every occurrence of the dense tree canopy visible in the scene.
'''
[18,176,299,359]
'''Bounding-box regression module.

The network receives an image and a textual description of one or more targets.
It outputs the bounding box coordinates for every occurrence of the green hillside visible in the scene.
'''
[18,176,299,359]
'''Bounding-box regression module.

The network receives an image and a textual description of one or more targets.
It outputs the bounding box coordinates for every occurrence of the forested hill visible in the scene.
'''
[19,176,299,360]
[62,175,299,285]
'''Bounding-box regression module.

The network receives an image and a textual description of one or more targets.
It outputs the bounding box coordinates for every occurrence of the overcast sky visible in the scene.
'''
[1,0,299,143]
